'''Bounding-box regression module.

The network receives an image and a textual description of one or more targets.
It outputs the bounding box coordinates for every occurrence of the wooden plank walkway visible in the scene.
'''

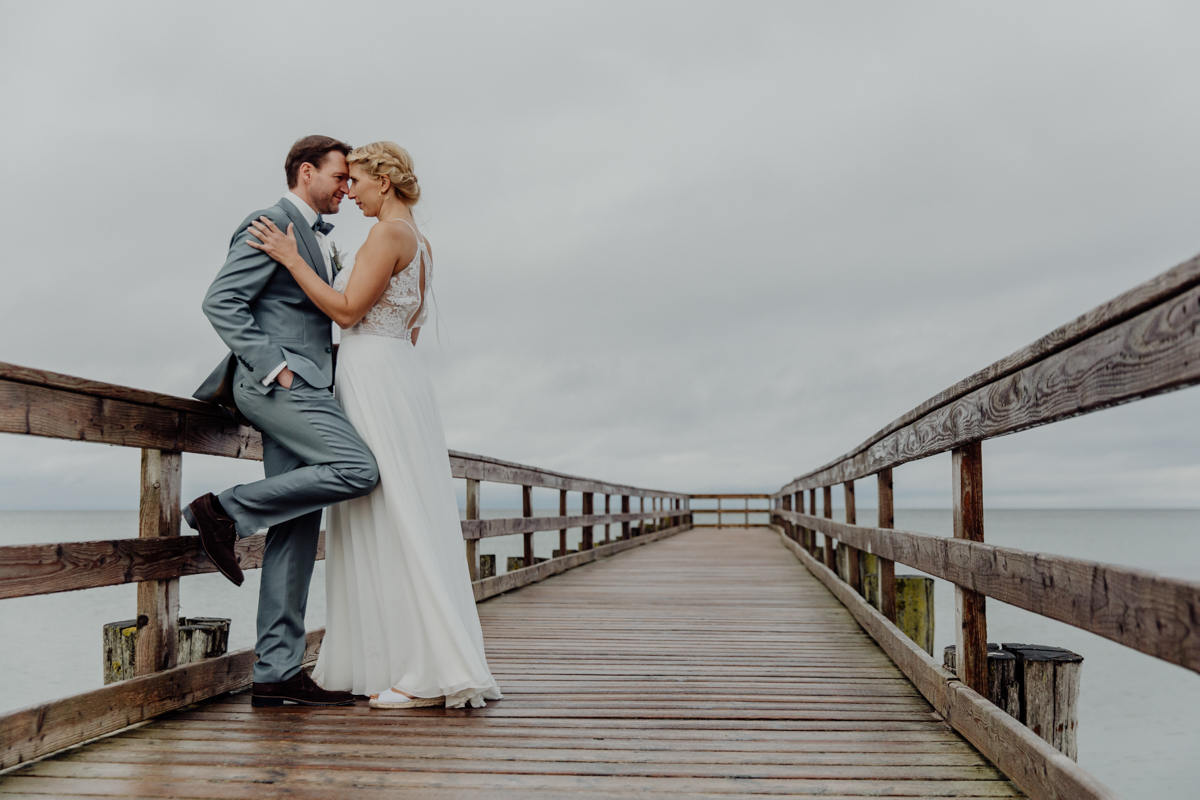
[0,527,1020,798]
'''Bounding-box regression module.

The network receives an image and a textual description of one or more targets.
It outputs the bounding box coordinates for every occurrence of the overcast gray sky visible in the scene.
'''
[3,1,1200,509]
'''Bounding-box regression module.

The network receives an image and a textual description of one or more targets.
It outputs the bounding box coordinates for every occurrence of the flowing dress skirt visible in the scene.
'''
[311,333,501,708]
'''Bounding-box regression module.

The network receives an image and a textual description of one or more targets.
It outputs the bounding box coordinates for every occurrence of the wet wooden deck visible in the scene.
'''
[0,527,1019,798]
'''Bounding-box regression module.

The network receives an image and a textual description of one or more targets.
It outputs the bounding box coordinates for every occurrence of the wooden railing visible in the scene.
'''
[688,493,772,528]
[0,361,690,770]
[770,255,1200,800]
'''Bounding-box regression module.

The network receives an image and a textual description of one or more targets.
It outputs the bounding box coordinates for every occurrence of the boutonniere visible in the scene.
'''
[330,242,346,273]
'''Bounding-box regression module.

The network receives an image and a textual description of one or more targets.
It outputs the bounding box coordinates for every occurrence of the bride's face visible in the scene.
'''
[347,164,387,217]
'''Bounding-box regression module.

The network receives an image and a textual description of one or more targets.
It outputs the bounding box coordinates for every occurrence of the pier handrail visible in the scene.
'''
[771,254,1200,800]
[0,361,690,770]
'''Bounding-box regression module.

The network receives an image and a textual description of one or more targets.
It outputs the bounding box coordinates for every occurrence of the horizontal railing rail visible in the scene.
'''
[767,254,1200,800]
[687,493,772,528]
[0,362,691,770]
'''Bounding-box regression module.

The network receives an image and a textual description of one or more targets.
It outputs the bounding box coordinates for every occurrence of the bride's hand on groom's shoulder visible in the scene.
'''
[247,217,303,272]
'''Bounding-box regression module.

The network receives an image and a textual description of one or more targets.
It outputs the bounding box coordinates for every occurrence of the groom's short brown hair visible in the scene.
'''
[285,135,352,188]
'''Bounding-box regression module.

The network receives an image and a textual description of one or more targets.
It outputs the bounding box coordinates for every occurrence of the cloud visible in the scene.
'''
[3,1,1200,510]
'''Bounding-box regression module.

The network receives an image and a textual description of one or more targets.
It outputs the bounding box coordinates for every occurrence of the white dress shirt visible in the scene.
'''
[263,192,336,386]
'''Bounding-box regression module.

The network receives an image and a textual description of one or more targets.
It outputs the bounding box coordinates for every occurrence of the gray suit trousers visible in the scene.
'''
[218,373,379,683]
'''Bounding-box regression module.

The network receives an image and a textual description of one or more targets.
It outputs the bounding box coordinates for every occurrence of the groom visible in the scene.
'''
[188,135,379,707]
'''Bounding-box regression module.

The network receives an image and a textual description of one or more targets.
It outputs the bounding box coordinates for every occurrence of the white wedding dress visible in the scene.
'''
[311,220,501,709]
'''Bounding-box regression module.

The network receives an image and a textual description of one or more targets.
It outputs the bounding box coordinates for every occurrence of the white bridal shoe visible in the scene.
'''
[369,688,446,709]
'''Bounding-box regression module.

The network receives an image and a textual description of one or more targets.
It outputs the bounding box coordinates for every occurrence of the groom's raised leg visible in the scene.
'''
[216,377,378,538]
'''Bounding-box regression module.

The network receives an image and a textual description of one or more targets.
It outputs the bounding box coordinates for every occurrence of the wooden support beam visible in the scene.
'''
[522,485,534,567]
[558,489,568,555]
[843,480,860,594]
[877,467,897,623]
[603,494,611,543]
[134,449,181,677]
[822,486,835,570]
[465,478,480,581]
[621,495,630,539]
[808,488,817,553]
[953,441,988,696]
[581,492,594,550]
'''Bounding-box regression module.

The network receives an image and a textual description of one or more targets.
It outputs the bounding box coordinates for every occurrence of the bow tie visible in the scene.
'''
[312,216,334,236]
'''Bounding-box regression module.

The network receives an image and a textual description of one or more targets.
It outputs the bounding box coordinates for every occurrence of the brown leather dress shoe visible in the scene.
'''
[252,670,356,707]
[182,493,244,587]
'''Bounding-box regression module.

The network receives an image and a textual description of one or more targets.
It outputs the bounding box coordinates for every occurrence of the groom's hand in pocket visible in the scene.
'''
[278,368,295,390]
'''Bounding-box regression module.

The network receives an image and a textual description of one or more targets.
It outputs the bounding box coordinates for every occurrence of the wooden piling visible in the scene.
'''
[895,575,935,656]
[1004,643,1084,761]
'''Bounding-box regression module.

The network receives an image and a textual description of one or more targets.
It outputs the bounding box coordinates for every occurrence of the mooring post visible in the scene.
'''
[822,486,835,570]
[135,448,181,676]
[522,485,534,567]
[465,478,480,581]
[876,468,897,622]
[952,441,988,695]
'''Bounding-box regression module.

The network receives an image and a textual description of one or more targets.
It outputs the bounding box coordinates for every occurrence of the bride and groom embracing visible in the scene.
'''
[186,135,501,711]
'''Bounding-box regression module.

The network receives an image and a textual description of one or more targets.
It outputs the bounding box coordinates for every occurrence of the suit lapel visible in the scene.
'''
[278,198,329,285]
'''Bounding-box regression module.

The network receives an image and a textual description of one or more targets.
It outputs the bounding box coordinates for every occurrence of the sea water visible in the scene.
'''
[1,509,1198,797]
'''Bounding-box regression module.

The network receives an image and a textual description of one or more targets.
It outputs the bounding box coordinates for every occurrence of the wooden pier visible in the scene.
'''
[5,255,1200,798]
[0,527,1020,798]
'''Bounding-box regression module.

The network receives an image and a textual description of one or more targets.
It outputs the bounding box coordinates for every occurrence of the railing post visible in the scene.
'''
[716,496,721,529]
[522,485,534,567]
[953,441,988,696]
[822,486,835,570]
[638,496,645,536]
[782,493,792,539]
[807,489,817,554]
[843,481,860,593]
[622,495,630,539]
[744,496,749,528]
[582,492,594,550]
[877,468,897,623]
[559,489,568,556]
[604,494,611,543]
[135,448,181,676]
[465,478,480,581]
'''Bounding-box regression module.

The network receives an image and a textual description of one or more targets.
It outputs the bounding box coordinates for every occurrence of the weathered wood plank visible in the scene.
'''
[0,531,325,600]
[778,254,1200,495]
[777,530,1118,800]
[472,524,691,602]
[776,508,1200,674]
[461,511,684,540]
[952,443,988,696]
[134,449,181,677]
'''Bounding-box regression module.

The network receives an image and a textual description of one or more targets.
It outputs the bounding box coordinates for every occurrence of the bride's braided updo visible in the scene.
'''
[348,141,421,205]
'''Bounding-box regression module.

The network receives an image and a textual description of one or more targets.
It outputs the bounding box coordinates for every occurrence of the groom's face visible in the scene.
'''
[307,152,350,215]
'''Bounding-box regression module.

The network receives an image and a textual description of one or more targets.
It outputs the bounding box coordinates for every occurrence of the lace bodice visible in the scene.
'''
[334,220,430,342]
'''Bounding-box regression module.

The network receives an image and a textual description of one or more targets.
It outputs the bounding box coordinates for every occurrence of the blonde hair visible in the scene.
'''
[348,141,421,205]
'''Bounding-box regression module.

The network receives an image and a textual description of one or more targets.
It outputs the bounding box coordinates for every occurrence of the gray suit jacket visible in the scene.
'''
[194,197,334,405]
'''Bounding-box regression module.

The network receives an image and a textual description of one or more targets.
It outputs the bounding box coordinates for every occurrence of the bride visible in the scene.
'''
[246,141,501,710]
